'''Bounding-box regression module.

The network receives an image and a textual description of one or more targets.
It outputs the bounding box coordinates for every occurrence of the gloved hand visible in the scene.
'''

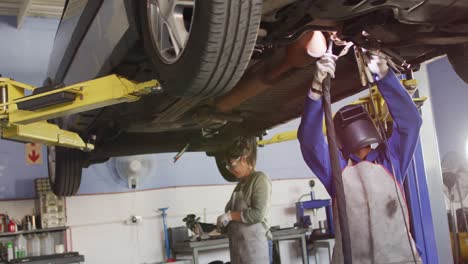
[311,53,338,97]
[217,212,232,229]
[366,52,389,80]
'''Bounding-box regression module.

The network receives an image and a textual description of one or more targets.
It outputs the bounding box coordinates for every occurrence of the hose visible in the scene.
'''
[322,41,353,263]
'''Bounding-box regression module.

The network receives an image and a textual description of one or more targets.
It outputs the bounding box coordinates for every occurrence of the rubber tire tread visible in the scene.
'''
[140,0,262,98]
[49,147,83,197]
[214,154,238,182]
[448,43,468,84]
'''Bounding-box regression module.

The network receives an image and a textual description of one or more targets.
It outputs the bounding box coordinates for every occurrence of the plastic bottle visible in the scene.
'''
[16,234,27,257]
[26,217,32,231]
[8,218,16,233]
[31,235,40,256]
[6,242,13,261]
[26,235,33,256]
[46,234,54,255]
[14,245,19,259]
[27,235,40,257]
[40,234,54,255]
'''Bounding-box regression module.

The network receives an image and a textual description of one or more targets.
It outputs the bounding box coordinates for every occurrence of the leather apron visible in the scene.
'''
[227,190,269,264]
[332,161,422,264]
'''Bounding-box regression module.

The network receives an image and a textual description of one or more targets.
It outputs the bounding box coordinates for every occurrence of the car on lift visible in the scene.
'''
[46,0,468,196]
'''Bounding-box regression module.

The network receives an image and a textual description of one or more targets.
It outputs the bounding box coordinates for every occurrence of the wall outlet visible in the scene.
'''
[125,215,142,225]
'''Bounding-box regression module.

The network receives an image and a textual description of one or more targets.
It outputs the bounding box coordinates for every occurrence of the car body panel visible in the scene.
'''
[63,0,133,85]
[47,0,104,84]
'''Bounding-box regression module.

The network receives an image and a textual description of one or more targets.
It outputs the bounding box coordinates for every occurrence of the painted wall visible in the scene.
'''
[0,16,58,199]
[0,179,334,264]
[79,120,314,195]
[426,57,468,161]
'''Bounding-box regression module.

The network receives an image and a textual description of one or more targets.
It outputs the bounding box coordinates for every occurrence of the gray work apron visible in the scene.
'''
[332,161,422,264]
[227,191,269,264]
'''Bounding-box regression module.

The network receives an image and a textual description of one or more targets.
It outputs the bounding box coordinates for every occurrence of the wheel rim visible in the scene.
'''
[47,146,56,184]
[147,0,195,64]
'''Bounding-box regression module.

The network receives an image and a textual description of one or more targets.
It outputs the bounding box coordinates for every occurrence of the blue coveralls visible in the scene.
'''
[298,70,423,253]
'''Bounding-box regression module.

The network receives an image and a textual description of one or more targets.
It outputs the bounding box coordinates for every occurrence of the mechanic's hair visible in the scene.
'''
[224,137,257,168]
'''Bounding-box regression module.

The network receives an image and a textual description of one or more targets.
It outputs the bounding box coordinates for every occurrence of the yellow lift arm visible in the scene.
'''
[0,75,160,151]
[258,79,427,146]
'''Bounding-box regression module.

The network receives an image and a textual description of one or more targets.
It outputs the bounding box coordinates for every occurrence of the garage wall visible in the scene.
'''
[426,57,468,161]
[0,179,333,264]
[0,16,57,199]
[0,16,59,86]
[79,120,313,195]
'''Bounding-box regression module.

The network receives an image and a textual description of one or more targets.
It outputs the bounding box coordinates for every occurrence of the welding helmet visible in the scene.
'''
[333,104,383,154]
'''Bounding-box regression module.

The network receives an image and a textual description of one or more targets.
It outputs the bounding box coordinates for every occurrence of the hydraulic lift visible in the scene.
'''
[0,75,160,150]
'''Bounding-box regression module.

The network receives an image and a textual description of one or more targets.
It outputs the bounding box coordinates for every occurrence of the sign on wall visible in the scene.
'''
[25,143,42,165]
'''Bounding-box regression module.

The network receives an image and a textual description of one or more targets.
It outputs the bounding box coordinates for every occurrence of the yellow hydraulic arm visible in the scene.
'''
[258,79,427,146]
[0,75,160,151]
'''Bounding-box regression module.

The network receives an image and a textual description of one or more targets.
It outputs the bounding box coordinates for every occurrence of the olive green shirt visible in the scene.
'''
[225,171,272,239]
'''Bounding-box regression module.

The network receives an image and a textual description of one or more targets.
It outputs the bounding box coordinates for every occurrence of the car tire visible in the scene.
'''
[214,154,238,182]
[139,0,262,98]
[48,146,83,196]
[448,43,468,84]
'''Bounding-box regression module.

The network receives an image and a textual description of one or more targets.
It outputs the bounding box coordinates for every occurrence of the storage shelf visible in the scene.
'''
[0,227,68,238]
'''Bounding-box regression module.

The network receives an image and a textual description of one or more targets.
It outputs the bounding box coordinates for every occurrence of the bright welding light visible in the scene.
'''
[306,31,327,58]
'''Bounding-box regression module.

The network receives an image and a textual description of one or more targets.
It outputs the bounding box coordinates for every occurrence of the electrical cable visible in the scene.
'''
[131,189,141,264]
[366,76,418,264]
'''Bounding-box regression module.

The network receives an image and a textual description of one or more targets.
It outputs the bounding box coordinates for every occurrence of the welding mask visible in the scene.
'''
[333,104,383,155]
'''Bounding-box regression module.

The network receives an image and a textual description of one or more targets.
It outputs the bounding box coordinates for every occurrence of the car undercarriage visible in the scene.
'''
[39,0,468,195]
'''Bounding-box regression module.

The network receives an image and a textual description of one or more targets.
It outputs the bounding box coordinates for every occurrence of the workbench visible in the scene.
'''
[172,227,310,264]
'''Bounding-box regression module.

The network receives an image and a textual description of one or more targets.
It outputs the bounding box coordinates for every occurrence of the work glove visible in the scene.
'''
[365,52,389,80]
[216,212,232,229]
[310,53,338,100]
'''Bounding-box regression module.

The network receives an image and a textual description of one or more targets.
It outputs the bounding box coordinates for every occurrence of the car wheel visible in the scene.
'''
[47,146,83,196]
[214,154,238,182]
[448,43,468,84]
[140,0,262,98]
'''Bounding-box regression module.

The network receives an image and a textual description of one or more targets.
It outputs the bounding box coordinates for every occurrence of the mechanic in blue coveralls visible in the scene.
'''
[298,51,423,263]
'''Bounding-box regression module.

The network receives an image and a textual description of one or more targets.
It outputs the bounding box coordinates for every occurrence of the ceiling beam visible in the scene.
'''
[17,0,33,29]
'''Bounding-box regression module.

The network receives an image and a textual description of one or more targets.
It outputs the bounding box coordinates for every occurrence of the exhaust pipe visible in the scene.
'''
[216,31,327,112]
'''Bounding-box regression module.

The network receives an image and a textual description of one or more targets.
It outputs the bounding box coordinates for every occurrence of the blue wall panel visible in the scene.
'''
[0,16,58,199]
